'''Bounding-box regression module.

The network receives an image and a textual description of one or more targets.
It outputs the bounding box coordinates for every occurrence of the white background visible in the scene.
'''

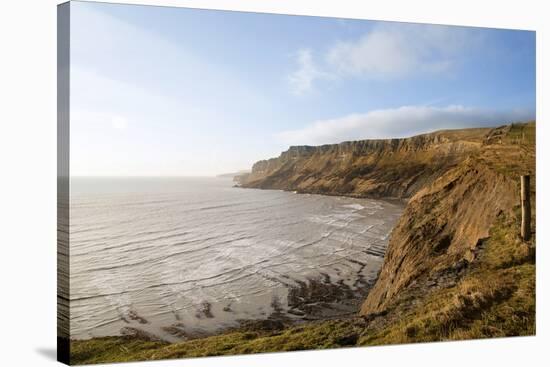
[0,0,547,366]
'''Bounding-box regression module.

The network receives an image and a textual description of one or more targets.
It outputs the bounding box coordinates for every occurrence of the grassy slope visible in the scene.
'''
[71,123,535,365]
[361,122,535,315]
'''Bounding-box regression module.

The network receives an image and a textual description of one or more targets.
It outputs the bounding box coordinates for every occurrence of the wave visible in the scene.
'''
[69,177,403,339]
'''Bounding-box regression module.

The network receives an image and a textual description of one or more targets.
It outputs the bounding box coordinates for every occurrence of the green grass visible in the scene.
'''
[70,212,535,365]
[70,320,366,363]
[358,213,535,345]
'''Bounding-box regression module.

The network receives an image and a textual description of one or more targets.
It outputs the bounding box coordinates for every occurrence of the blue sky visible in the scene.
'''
[70,1,535,176]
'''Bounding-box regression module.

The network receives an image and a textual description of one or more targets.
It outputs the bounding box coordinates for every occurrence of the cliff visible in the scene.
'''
[237,122,535,317]
[237,128,490,199]
[362,122,535,315]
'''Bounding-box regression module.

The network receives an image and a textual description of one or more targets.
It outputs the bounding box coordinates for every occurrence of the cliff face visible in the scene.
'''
[238,122,535,317]
[237,128,490,199]
[361,123,535,315]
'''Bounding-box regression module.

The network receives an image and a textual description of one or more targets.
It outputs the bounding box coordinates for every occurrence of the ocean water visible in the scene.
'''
[70,177,403,341]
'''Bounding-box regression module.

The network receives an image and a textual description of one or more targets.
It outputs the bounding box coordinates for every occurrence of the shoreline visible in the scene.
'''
[71,182,405,344]
[71,182,403,343]
[71,268,383,344]
[233,183,409,206]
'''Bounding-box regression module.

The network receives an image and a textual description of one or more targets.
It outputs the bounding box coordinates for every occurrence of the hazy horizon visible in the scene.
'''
[70,119,534,177]
[70,1,535,177]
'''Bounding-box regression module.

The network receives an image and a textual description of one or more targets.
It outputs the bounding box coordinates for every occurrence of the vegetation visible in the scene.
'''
[71,122,536,364]
[70,207,535,365]
[360,213,535,345]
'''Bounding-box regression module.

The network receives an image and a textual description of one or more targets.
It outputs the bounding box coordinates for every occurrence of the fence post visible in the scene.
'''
[521,175,531,241]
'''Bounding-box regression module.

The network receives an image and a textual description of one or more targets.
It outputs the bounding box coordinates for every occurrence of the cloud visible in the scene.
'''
[276,105,534,145]
[288,23,480,94]
[69,3,273,176]
[287,49,333,95]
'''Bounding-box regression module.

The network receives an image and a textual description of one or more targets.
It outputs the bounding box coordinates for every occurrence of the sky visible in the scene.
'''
[69,1,536,176]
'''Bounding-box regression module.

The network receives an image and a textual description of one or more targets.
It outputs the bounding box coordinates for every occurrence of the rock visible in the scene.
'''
[120,327,160,342]
[127,310,149,324]
[334,333,359,346]
[195,301,214,319]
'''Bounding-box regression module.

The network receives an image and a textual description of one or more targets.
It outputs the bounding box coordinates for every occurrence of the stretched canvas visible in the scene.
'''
[57,1,536,365]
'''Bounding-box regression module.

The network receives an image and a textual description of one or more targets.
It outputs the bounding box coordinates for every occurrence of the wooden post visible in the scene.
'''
[521,175,531,241]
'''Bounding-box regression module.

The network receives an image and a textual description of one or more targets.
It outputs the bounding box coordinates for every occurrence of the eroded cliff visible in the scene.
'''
[362,122,535,314]
[237,128,490,199]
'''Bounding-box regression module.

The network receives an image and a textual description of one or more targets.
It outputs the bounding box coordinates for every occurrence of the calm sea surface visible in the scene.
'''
[70,177,403,340]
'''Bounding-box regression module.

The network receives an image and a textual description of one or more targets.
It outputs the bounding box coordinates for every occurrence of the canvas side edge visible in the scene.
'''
[57,2,71,365]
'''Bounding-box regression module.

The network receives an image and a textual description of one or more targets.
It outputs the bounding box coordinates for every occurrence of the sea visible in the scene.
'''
[69,177,403,341]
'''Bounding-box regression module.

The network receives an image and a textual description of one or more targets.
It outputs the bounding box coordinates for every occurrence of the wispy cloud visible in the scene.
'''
[276,105,534,145]
[287,49,333,95]
[288,23,481,94]
[70,4,273,176]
